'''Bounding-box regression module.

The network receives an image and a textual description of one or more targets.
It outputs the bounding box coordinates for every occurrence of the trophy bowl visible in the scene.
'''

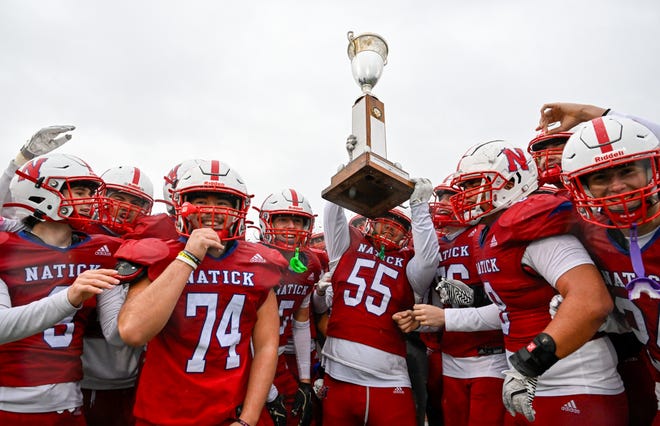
[347,31,389,94]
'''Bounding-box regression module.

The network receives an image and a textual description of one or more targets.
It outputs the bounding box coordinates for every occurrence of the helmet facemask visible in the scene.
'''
[528,132,572,187]
[176,191,247,240]
[260,212,314,251]
[565,155,660,229]
[365,211,411,252]
[97,189,153,234]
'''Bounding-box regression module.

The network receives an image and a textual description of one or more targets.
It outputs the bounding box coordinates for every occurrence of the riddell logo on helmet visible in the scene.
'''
[594,150,625,162]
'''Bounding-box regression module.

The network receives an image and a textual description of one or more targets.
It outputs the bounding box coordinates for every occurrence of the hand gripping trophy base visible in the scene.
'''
[322,150,414,218]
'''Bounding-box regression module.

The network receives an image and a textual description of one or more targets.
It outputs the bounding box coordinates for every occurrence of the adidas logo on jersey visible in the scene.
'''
[307,272,316,281]
[489,236,498,247]
[560,400,580,414]
[95,245,112,256]
[250,253,266,263]
[393,387,404,395]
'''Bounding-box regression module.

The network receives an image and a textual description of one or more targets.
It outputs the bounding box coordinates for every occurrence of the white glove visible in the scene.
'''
[315,271,333,296]
[409,178,433,206]
[548,294,563,319]
[435,277,474,307]
[502,369,537,422]
[19,125,75,162]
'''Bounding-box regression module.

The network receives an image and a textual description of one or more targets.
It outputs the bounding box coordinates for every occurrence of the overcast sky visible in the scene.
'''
[2,1,659,236]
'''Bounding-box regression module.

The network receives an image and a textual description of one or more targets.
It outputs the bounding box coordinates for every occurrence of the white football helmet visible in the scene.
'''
[561,116,660,228]
[98,166,155,233]
[7,153,103,227]
[162,159,203,215]
[172,159,252,239]
[364,204,412,251]
[257,188,315,251]
[450,140,538,224]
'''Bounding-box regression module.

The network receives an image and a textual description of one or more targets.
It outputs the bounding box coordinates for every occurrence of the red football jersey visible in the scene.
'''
[438,225,504,358]
[274,247,322,346]
[0,231,120,387]
[132,239,289,425]
[326,227,415,357]
[475,192,578,352]
[580,221,660,380]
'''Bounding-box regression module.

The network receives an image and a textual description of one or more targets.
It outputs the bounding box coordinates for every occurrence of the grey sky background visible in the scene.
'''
[2,1,659,237]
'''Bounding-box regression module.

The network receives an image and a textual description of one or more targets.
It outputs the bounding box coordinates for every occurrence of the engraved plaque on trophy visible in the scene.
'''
[322,31,414,219]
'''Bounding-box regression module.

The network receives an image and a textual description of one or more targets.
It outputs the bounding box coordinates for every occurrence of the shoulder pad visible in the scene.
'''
[124,213,179,240]
[497,193,577,241]
[115,238,171,265]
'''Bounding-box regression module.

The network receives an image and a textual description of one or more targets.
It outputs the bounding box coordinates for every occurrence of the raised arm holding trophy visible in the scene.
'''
[322,31,414,218]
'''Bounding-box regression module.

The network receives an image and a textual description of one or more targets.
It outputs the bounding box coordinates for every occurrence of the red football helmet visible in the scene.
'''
[527,132,572,186]
[429,174,461,230]
[364,205,412,251]
[561,117,660,228]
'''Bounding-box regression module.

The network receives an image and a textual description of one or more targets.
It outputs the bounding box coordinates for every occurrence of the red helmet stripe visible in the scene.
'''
[592,117,613,153]
[288,189,300,206]
[131,167,141,185]
[210,160,220,181]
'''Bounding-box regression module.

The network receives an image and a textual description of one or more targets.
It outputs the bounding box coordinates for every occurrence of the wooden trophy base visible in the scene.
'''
[322,151,414,218]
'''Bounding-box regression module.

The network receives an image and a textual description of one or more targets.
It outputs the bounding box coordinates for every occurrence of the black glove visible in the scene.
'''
[266,394,287,426]
[291,382,313,426]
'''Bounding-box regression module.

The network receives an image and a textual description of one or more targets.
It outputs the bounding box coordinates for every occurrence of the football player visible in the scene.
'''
[561,116,660,425]
[116,159,287,426]
[397,140,627,425]
[257,188,323,426]
[425,176,508,426]
[0,153,120,424]
[80,165,156,426]
[320,176,439,426]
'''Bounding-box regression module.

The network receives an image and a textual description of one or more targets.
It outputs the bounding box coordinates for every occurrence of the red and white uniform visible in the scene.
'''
[321,202,438,426]
[272,248,321,412]
[0,230,120,414]
[129,239,288,426]
[580,222,660,397]
[437,225,507,426]
[475,193,623,393]
[275,249,321,348]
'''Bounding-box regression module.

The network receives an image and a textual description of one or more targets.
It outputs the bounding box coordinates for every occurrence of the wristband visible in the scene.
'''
[602,108,611,116]
[175,253,198,270]
[509,332,559,377]
[233,419,251,426]
[178,250,201,267]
